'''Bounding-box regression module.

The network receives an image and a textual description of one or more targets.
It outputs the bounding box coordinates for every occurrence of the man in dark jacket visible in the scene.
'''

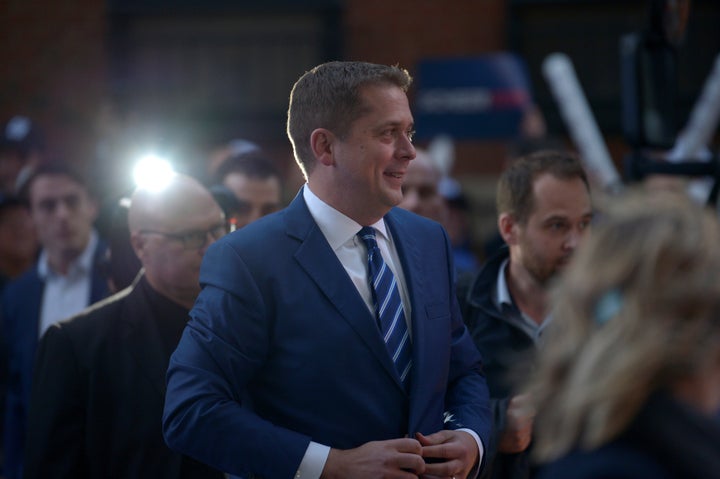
[1,162,110,479]
[23,173,227,479]
[462,150,593,479]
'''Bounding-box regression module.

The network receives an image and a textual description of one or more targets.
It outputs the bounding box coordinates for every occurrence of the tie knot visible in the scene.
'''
[358,226,378,249]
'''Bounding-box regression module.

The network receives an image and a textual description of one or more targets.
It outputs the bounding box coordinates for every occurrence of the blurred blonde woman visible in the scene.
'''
[526,189,720,479]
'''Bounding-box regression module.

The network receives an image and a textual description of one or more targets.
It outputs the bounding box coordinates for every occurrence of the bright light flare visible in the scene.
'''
[132,155,175,192]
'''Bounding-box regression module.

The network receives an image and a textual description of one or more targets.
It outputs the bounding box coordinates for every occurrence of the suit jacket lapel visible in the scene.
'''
[385,211,430,395]
[89,240,110,303]
[285,193,403,388]
[29,267,44,340]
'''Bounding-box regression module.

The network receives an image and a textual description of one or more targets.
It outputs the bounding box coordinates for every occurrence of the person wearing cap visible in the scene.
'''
[0,116,45,196]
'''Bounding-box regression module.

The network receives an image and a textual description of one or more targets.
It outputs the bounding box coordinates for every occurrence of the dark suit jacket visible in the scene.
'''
[0,240,109,479]
[23,274,225,479]
[163,190,492,479]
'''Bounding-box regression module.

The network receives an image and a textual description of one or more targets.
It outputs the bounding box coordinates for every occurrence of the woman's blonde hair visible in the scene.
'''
[527,188,720,462]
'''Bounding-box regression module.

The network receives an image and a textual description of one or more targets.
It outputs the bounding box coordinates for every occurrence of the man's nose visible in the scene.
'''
[54,201,71,219]
[397,133,416,161]
[564,228,583,250]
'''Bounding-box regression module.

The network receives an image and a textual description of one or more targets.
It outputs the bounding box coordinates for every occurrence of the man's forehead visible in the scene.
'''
[30,174,86,198]
[529,175,590,213]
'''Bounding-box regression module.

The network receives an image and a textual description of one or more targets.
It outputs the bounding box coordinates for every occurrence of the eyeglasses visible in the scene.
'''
[140,223,229,250]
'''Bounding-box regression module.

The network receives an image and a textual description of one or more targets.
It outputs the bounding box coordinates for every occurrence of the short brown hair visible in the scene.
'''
[20,161,92,205]
[286,61,412,179]
[496,150,589,224]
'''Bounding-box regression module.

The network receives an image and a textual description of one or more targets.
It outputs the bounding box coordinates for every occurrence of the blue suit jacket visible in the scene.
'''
[163,192,492,478]
[0,241,109,479]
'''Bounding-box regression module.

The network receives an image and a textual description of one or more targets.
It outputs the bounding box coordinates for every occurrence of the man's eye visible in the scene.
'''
[407,130,416,142]
[186,232,206,243]
[39,200,56,212]
[64,196,80,210]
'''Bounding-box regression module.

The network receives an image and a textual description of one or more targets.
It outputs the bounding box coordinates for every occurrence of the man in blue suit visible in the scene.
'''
[163,61,492,479]
[1,162,109,479]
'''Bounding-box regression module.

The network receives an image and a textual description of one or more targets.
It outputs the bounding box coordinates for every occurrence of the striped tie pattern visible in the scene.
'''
[358,226,412,387]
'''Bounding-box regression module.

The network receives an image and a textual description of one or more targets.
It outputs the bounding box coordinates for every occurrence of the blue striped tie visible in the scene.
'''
[358,226,412,388]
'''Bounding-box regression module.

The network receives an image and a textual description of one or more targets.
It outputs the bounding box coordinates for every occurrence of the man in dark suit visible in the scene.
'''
[163,61,492,479]
[1,162,109,479]
[23,173,227,478]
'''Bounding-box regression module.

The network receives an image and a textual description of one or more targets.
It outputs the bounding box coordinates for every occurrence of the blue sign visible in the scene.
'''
[413,53,533,140]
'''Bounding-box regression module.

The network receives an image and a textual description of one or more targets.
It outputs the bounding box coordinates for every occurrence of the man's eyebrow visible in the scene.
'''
[541,214,569,222]
[372,119,414,130]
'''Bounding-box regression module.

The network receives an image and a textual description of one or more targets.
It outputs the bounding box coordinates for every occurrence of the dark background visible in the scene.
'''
[2,0,718,245]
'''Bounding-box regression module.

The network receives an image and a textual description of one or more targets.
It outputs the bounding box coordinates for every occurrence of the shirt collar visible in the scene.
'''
[494,257,513,308]
[303,184,388,250]
[38,229,99,279]
[494,256,553,337]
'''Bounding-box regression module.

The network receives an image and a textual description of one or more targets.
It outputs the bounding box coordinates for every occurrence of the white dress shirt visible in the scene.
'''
[494,258,552,343]
[38,230,99,337]
[294,185,483,479]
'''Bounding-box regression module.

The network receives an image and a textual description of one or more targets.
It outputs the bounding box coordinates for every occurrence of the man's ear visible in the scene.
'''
[498,213,519,246]
[128,231,146,260]
[310,128,335,167]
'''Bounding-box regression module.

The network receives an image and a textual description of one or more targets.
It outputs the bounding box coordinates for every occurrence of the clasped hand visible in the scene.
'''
[321,430,478,479]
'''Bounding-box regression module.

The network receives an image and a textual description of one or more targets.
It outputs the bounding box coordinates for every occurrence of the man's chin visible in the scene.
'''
[556,256,573,270]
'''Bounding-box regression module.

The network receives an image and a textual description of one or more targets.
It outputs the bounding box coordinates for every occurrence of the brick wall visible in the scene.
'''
[0,0,107,167]
[345,0,506,67]
[345,0,512,179]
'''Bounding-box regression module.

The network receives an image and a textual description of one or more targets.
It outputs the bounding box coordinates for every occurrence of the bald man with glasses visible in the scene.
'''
[23,174,227,479]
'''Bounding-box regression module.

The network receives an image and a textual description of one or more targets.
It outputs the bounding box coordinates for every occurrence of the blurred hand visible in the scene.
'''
[498,394,535,453]
[417,430,478,479]
[321,438,425,479]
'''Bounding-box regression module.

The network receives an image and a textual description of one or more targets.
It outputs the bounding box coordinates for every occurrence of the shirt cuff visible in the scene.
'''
[458,427,484,479]
[294,441,331,479]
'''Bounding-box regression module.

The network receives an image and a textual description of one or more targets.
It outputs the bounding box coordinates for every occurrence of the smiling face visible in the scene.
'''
[314,84,416,224]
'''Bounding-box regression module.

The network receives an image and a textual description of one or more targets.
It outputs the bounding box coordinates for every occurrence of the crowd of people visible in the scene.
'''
[0,59,718,479]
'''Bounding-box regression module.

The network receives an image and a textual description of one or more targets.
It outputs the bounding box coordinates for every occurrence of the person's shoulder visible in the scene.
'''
[50,286,132,339]
[3,263,41,292]
[1,264,41,312]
